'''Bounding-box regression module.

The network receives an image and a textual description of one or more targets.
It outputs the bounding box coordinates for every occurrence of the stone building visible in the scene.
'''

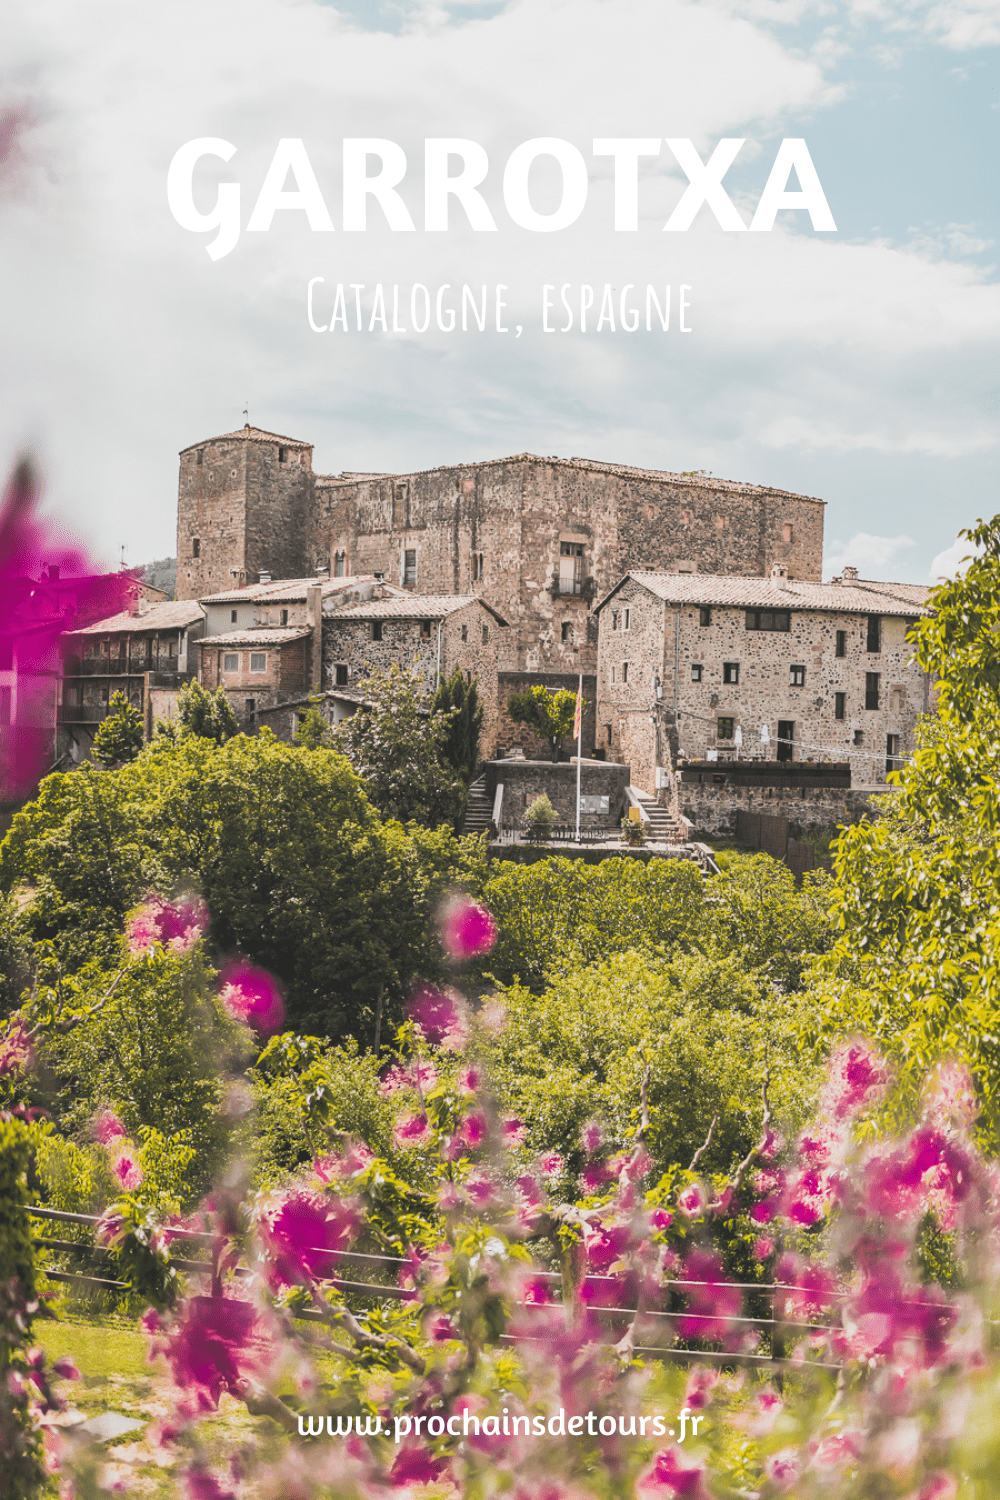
[594,567,932,794]
[175,426,826,679]
[59,597,205,757]
[323,593,508,757]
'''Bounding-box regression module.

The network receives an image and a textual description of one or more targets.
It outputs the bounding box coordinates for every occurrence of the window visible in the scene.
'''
[393,484,407,525]
[223,653,239,673]
[623,608,631,632]
[420,620,432,640]
[280,609,288,626]
[230,609,237,623]
[853,729,864,746]
[482,625,490,644]
[723,662,740,684]
[611,611,620,631]
[867,615,881,653]
[622,662,629,683]
[278,446,288,463]
[865,671,880,710]
[834,692,846,720]
[196,449,203,466]
[334,551,346,578]
[835,629,846,658]
[461,624,468,643]
[335,663,348,686]
[783,523,793,543]
[699,607,712,627]
[372,620,383,641]
[789,664,806,687]
[192,538,201,559]
[745,609,791,632]
[691,663,703,683]
[777,720,794,762]
[245,699,255,722]
[472,552,484,581]
[561,623,572,643]
[886,733,902,775]
[559,540,584,594]
[250,652,267,673]
[403,549,417,586]
[717,716,735,740]
[610,666,616,684]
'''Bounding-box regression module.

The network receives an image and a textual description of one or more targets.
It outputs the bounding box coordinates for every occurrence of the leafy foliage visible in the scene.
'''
[163,678,239,743]
[91,690,143,767]
[293,692,333,750]
[431,668,484,784]
[335,665,467,828]
[507,684,580,761]
[0,1117,45,1499]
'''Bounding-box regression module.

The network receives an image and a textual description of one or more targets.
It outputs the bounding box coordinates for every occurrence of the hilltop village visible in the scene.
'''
[14,423,932,842]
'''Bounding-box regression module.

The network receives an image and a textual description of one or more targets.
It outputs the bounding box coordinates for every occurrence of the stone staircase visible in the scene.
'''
[462,777,493,836]
[629,787,688,844]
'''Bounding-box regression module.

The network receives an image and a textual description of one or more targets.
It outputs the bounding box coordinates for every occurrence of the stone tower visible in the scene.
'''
[176,426,315,600]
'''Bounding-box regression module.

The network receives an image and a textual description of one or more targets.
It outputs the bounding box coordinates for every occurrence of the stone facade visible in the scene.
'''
[678,779,889,838]
[495,671,597,761]
[322,595,507,757]
[481,758,631,833]
[176,427,826,676]
[594,570,933,795]
[198,631,310,728]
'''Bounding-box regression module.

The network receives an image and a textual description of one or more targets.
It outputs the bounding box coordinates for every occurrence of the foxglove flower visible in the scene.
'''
[127,894,208,956]
[819,1039,888,1120]
[155,1293,268,1410]
[637,1444,709,1497]
[394,1111,432,1150]
[0,1020,34,1078]
[258,1189,360,1286]
[217,960,285,1035]
[407,981,468,1049]
[439,895,496,959]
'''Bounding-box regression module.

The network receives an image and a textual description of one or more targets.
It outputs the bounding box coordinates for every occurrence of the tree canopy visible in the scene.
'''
[431,668,483,784]
[507,684,581,761]
[92,690,143,768]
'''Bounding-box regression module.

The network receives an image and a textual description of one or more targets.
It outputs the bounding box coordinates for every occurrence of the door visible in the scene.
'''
[777,720,794,762]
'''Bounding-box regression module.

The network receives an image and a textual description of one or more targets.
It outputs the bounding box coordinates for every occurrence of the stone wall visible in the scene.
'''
[678,779,889,837]
[495,671,597,761]
[482,757,630,831]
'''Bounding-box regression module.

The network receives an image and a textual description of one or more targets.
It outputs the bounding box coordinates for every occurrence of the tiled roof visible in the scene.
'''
[64,601,205,636]
[596,571,931,618]
[179,425,312,454]
[314,453,824,504]
[199,575,394,606]
[197,628,311,647]
[328,594,509,625]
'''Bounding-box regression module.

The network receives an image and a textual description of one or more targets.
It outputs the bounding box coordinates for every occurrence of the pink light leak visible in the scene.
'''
[0,458,129,798]
[217,959,285,1035]
[439,895,497,960]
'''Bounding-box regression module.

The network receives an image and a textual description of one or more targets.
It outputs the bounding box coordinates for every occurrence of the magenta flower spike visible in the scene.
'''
[127,894,208,956]
[439,895,497,960]
[217,959,285,1035]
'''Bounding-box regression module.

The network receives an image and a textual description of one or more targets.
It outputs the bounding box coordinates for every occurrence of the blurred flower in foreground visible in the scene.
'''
[218,960,285,1035]
[127,894,208,956]
[407,981,469,1049]
[439,895,496,959]
[92,1108,126,1146]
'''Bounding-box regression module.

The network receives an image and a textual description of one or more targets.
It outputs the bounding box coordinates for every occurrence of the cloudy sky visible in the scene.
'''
[1,0,997,582]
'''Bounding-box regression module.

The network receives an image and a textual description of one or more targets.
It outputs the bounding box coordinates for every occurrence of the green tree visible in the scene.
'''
[164,679,239,744]
[507,684,581,762]
[293,692,333,750]
[431,668,483,783]
[92,690,143,767]
[0,733,486,1038]
[334,665,466,829]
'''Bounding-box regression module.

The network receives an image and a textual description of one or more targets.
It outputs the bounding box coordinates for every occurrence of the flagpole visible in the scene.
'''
[575,672,583,844]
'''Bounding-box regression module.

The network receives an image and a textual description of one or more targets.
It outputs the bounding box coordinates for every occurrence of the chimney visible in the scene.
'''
[839,566,859,584]
[306,584,323,691]
[769,563,788,591]
[315,564,330,580]
[126,584,141,617]
[259,570,272,585]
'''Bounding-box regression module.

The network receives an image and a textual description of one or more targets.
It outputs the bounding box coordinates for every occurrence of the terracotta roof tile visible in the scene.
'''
[179,425,312,454]
[64,601,205,636]
[328,594,508,625]
[596,571,931,618]
[197,628,311,647]
[199,575,396,605]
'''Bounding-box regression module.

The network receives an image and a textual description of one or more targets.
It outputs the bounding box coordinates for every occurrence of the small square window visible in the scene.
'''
[699,607,712,627]
[717,716,735,740]
[561,623,572,643]
[372,621,383,642]
[335,663,348,686]
[834,692,846,720]
[691,663,703,683]
[230,609,237,623]
[420,620,432,640]
[789,664,806,687]
[278,446,288,462]
[611,611,620,631]
[853,728,864,746]
[723,662,740,684]
[867,615,881,653]
[250,652,267,673]
[835,629,846,658]
[865,671,880,709]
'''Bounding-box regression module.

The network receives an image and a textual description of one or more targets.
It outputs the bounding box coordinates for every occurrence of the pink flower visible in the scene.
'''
[753,1237,774,1261]
[765,1447,802,1490]
[810,1431,863,1469]
[581,1162,613,1193]
[911,1475,958,1500]
[379,1063,412,1096]
[677,1182,706,1219]
[127,893,208,956]
[51,1358,79,1381]
[460,1065,482,1094]
[522,1278,551,1305]
[503,1117,527,1148]
[92,1108,127,1146]
[820,1039,888,1120]
[407,982,468,1049]
[393,1112,432,1150]
[217,960,285,1035]
[649,1208,673,1232]
[183,1466,237,1500]
[580,1119,604,1154]
[538,1151,564,1178]
[110,1141,144,1191]
[156,1294,268,1410]
[750,1387,782,1435]
[783,1167,834,1226]
[258,1190,360,1286]
[798,1121,848,1167]
[684,1366,718,1411]
[440,896,497,959]
[637,1445,709,1497]
[585,1223,632,1273]
[925,1060,978,1127]
[388,1444,450,1486]
[463,1169,499,1208]
[678,1247,742,1342]
[459,1110,488,1150]
[0,1021,35,1078]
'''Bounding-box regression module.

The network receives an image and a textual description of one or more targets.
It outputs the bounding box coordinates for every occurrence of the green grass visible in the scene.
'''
[40,1315,150,1382]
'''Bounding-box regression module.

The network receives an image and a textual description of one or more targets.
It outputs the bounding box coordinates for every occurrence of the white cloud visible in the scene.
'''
[929,533,982,578]
[824,531,916,577]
